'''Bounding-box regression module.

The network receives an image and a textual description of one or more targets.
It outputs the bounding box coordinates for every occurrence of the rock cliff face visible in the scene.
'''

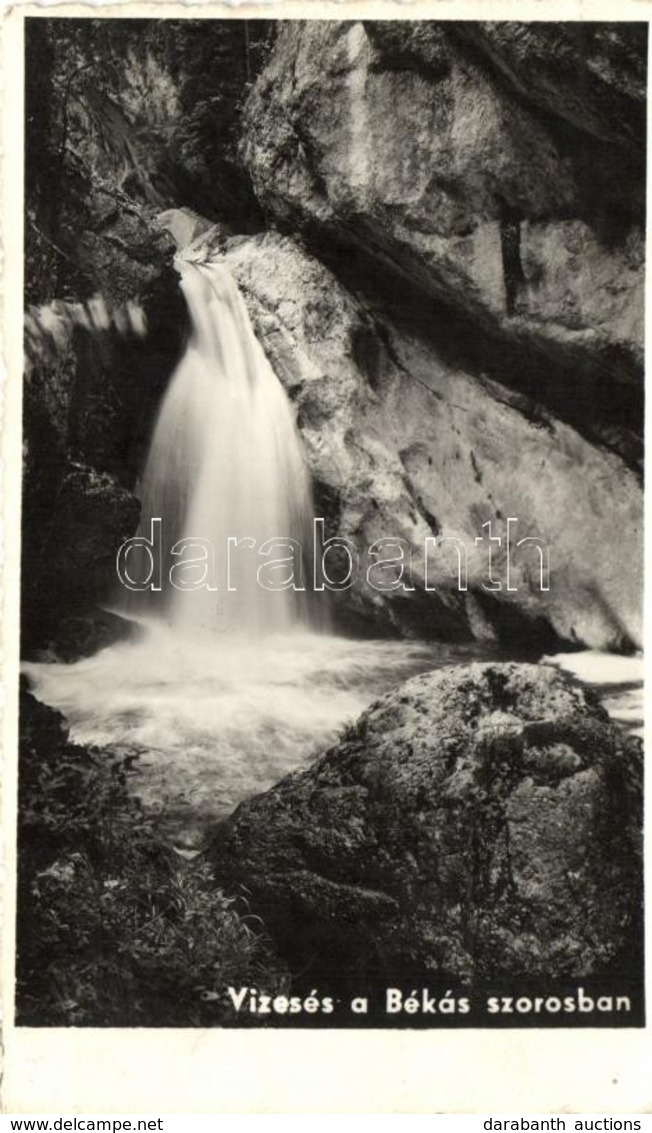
[218,231,642,650]
[209,662,643,983]
[242,22,645,471]
[232,20,645,648]
[22,21,645,655]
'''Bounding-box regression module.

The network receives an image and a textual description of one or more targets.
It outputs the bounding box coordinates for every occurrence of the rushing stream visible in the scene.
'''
[23,625,643,848]
[23,252,644,849]
[23,626,505,846]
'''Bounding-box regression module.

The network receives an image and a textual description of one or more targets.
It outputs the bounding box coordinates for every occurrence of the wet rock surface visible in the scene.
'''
[217,232,642,650]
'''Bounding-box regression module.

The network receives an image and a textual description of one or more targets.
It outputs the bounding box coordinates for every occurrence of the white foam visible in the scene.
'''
[543,650,643,737]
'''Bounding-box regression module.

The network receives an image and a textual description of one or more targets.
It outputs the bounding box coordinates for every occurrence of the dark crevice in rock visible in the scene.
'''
[408,489,441,537]
[469,589,567,654]
[350,321,392,393]
[500,216,525,316]
[469,451,483,485]
[384,587,475,644]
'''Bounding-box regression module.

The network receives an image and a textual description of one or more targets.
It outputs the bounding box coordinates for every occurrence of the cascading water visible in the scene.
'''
[130,257,316,635]
[22,247,642,849]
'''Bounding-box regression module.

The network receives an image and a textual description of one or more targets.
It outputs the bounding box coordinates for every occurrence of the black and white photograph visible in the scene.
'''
[14,13,645,1035]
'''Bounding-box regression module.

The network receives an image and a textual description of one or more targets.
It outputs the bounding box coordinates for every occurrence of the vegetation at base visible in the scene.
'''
[17,688,288,1026]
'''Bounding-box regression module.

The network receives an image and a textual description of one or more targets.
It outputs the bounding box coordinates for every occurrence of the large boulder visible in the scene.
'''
[217,231,642,650]
[209,662,643,983]
[241,21,645,469]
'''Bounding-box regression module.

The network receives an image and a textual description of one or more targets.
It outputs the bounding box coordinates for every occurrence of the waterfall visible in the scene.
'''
[130,258,316,635]
[23,245,641,852]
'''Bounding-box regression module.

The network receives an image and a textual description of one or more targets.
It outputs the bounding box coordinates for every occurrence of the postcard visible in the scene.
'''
[2,1,651,1112]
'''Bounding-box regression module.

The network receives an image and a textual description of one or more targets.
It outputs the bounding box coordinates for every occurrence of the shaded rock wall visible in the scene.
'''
[25,20,274,306]
[22,264,187,657]
[209,662,643,984]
